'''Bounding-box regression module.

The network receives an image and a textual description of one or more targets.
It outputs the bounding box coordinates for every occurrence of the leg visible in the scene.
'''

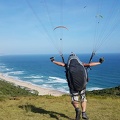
[81,101,87,112]
[80,89,89,119]
[71,100,79,108]
[71,93,81,120]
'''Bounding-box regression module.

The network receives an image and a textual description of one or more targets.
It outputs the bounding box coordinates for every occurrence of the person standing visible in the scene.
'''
[50,54,104,120]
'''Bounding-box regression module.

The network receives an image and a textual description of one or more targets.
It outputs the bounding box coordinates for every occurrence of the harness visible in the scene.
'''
[60,52,95,83]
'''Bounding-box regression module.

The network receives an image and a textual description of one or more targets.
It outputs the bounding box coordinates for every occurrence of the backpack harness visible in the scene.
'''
[61,54,88,91]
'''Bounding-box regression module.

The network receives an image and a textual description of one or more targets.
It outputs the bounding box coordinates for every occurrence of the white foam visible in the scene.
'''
[31,79,44,83]
[87,87,103,91]
[42,84,53,88]
[0,65,13,72]
[56,87,69,93]
[6,71,24,75]
[24,75,43,79]
[48,76,67,83]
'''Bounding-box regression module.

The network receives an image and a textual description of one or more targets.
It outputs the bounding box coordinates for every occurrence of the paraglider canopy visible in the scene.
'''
[95,14,103,18]
[53,26,68,31]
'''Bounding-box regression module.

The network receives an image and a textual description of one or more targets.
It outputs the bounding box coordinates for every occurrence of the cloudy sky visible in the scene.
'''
[0,0,120,55]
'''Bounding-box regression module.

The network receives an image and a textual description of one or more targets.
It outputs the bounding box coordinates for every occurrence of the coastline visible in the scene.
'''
[0,73,66,96]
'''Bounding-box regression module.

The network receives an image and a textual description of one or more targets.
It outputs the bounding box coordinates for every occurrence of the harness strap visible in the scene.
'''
[87,51,95,71]
[60,54,65,63]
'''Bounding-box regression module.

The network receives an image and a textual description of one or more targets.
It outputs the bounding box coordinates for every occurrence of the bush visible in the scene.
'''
[0,80,38,97]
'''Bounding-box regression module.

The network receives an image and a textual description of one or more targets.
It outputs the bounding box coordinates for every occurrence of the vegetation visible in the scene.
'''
[0,80,38,100]
[0,79,120,120]
[87,86,120,97]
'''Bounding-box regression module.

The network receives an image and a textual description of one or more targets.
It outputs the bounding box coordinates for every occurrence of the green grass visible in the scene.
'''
[0,95,120,120]
[0,79,120,120]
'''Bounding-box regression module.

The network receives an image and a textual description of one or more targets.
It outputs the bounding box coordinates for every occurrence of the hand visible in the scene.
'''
[99,57,104,63]
[50,57,55,62]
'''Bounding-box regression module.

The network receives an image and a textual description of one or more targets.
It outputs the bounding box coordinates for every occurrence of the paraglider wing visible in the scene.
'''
[99,15,103,18]
[95,14,103,18]
[95,14,103,23]
[53,26,68,31]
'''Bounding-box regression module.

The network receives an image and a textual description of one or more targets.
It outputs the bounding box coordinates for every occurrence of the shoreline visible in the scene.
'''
[0,73,66,96]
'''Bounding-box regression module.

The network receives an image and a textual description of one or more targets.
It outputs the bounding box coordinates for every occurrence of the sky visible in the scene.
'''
[0,0,120,55]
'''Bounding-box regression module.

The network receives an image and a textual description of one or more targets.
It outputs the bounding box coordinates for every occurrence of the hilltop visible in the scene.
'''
[0,79,120,120]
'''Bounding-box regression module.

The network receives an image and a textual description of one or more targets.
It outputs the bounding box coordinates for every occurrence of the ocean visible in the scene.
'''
[0,53,120,93]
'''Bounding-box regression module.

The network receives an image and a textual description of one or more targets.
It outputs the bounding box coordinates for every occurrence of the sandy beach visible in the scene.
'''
[0,73,66,96]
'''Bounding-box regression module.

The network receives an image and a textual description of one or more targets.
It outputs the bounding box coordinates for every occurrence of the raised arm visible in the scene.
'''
[83,62,101,67]
[83,57,104,67]
[50,57,65,67]
[53,61,65,67]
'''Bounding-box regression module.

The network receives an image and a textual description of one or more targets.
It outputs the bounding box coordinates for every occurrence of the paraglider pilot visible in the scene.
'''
[50,54,104,120]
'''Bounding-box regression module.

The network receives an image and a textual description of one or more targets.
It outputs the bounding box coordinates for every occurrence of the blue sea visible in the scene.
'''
[0,53,120,93]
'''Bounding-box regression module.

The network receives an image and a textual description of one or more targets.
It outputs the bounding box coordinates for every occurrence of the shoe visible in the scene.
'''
[75,108,81,120]
[82,112,89,119]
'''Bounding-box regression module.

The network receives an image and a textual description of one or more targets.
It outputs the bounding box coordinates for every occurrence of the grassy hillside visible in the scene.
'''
[0,80,38,98]
[0,79,120,120]
[87,86,120,97]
